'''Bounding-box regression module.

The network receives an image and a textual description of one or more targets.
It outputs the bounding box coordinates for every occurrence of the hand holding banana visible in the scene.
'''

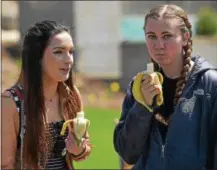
[65,132,89,156]
[60,111,90,147]
[132,63,164,111]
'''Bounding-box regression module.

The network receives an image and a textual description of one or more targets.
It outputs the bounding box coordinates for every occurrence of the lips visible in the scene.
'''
[60,68,70,74]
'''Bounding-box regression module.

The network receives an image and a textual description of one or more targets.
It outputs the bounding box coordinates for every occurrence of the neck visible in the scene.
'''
[43,75,58,101]
[162,66,181,79]
[161,59,194,79]
[161,55,183,79]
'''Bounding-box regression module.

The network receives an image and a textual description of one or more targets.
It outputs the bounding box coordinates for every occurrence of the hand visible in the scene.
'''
[141,75,161,106]
[65,132,87,155]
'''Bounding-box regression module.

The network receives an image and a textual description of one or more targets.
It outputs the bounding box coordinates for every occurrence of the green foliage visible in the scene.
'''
[195,7,217,36]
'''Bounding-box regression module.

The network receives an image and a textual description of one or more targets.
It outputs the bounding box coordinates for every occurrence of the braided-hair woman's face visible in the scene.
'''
[144,4,193,104]
[145,17,189,67]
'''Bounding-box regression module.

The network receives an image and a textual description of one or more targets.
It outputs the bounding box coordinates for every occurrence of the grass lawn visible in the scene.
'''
[73,106,121,169]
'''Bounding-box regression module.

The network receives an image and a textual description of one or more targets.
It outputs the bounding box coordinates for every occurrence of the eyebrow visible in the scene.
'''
[53,46,75,50]
[146,31,172,35]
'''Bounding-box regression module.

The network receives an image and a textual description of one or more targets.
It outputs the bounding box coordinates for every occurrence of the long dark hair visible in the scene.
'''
[143,5,193,124]
[17,20,82,168]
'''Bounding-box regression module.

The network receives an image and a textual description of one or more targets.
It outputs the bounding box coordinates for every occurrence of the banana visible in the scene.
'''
[60,111,90,147]
[132,63,164,111]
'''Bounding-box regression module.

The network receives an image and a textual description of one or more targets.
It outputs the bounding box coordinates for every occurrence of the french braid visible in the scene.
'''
[144,5,193,125]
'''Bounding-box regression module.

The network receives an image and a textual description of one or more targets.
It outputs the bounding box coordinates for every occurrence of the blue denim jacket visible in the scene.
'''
[113,56,217,170]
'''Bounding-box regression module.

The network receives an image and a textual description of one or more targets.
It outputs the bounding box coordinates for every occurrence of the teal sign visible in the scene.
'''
[120,16,146,43]
[120,15,197,43]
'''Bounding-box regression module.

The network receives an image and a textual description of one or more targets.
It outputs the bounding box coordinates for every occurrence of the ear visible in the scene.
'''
[183,31,190,46]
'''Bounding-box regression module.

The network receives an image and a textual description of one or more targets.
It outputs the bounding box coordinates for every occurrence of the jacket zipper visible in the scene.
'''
[161,144,165,158]
[156,123,168,169]
[157,77,191,169]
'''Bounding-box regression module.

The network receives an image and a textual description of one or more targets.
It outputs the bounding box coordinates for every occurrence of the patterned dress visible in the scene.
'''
[6,85,69,170]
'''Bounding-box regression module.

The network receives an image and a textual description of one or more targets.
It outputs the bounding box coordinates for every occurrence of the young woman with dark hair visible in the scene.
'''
[2,20,92,169]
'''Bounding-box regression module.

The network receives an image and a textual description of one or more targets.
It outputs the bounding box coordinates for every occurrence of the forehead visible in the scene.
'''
[48,31,73,47]
[145,17,182,34]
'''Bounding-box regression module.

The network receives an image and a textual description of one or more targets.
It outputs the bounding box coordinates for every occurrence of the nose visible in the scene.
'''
[154,39,165,49]
[64,53,73,65]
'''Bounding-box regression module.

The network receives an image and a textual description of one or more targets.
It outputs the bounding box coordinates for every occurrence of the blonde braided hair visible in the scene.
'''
[144,4,193,125]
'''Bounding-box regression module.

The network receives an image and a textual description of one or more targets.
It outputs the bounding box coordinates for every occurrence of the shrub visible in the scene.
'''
[195,7,217,36]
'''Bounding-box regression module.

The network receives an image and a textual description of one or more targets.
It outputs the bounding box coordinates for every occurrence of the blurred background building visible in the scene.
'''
[2,1,217,91]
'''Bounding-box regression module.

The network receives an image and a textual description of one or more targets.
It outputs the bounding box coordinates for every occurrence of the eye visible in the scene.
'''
[147,34,157,40]
[54,51,62,54]
[163,34,172,40]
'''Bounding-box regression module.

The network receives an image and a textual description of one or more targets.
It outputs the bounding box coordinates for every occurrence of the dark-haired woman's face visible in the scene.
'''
[145,18,188,67]
[42,31,74,82]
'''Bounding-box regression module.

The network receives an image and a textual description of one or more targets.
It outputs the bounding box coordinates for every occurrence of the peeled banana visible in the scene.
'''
[132,63,164,111]
[60,111,90,147]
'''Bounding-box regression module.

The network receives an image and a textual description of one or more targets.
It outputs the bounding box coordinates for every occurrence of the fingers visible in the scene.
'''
[65,136,73,149]
[150,85,161,98]
[141,83,160,94]
[141,75,152,85]
[68,133,76,145]
[65,130,91,156]
[65,138,70,150]
[141,83,161,106]
[81,138,86,148]
[66,133,86,148]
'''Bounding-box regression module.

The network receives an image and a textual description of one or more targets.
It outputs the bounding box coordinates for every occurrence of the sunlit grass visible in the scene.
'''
[73,106,120,169]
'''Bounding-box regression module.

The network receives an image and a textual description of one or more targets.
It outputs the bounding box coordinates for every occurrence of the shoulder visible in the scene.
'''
[192,55,217,85]
[200,69,217,87]
[1,90,19,124]
[202,69,217,81]
[2,90,18,109]
[197,69,217,98]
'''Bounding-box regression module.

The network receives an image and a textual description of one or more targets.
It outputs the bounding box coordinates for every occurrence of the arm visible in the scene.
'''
[66,131,92,169]
[202,70,217,170]
[1,92,19,169]
[214,146,217,170]
[207,96,217,170]
[73,85,92,160]
[211,95,217,170]
[66,86,91,168]
[70,131,92,162]
[113,80,153,165]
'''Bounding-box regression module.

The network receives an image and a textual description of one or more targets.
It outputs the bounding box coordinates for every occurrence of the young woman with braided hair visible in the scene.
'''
[114,4,217,170]
[2,20,91,169]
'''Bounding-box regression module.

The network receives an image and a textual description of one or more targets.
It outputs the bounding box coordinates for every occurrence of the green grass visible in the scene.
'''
[73,106,121,169]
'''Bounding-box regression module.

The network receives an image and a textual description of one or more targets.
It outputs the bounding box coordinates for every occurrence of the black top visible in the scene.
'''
[156,71,179,143]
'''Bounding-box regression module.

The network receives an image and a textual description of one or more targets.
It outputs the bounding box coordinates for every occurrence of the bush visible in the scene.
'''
[195,7,217,36]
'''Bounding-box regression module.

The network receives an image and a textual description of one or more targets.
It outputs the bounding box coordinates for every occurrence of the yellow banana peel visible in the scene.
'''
[132,64,164,111]
[60,111,90,147]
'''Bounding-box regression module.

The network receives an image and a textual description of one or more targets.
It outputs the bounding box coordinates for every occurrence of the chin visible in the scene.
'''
[58,75,70,82]
[156,59,172,66]
[159,61,170,65]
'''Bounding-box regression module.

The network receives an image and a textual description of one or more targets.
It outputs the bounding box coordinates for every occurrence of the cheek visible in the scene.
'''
[165,39,183,55]
[42,53,60,76]
[146,40,154,52]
